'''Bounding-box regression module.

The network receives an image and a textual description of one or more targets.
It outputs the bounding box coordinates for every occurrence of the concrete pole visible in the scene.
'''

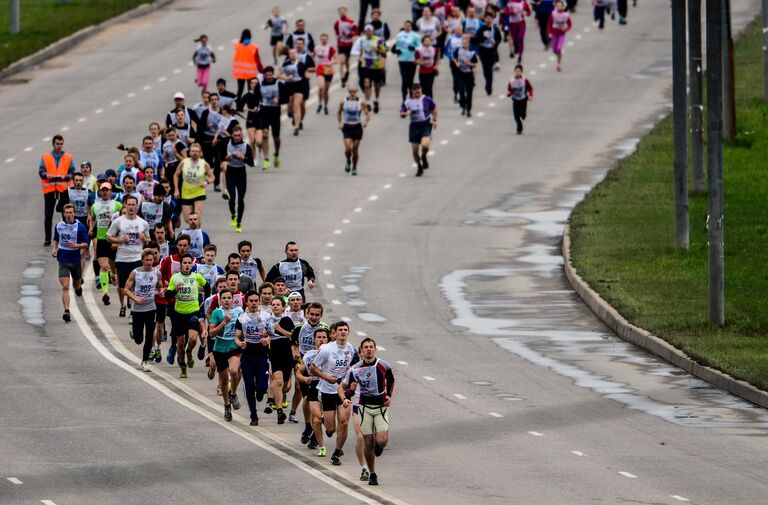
[673,0,689,250]
[706,0,725,326]
[688,0,705,194]
[9,0,20,34]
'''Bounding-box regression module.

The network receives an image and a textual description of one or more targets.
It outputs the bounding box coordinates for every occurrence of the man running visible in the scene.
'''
[51,204,89,322]
[265,6,288,64]
[265,241,316,300]
[124,249,163,371]
[178,212,210,260]
[238,240,265,284]
[507,64,534,134]
[265,295,297,424]
[223,126,254,232]
[340,337,394,485]
[90,182,121,305]
[40,135,76,247]
[453,34,479,117]
[337,84,371,175]
[400,83,438,177]
[290,301,327,442]
[159,234,197,365]
[473,12,501,95]
[106,195,150,317]
[236,291,271,425]
[209,289,245,420]
[334,6,359,87]
[351,24,387,113]
[257,66,284,170]
[294,327,329,451]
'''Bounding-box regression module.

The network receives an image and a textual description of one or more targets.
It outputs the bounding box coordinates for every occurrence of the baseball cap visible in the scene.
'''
[364,24,374,32]
[174,92,185,100]
[80,160,92,168]
[99,182,111,190]
[96,172,107,182]
[288,291,303,300]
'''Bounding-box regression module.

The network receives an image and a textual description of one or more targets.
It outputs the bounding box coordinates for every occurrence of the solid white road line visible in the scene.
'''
[618,472,638,479]
[6,477,23,484]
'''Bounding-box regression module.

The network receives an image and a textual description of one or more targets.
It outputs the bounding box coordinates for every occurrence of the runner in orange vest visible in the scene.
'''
[232,29,265,100]
[39,135,75,246]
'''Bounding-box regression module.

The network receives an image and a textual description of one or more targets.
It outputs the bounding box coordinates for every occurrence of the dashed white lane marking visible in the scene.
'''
[567,41,574,47]
[476,111,485,117]
[377,345,386,351]
[497,94,505,99]
[465,120,474,125]
[423,376,436,381]
[440,139,449,145]
[570,451,585,456]
[452,129,461,135]
[286,12,295,17]
[326,283,335,289]
[342,219,350,224]
[396,360,408,365]
[60,126,70,132]
[356,331,367,337]
[489,412,504,418]
[173,68,181,74]
[331,299,341,305]
[6,477,22,484]
[24,147,32,152]
[231,38,238,43]
[549,56,555,61]
[575,34,583,40]
[539,63,546,68]
[528,431,544,437]
[453,394,467,400]
[306,0,313,4]
[158,76,167,82]
[217,45,226,51]
[487,102,496,108]
[670,496,690,502]
[110,101,119,106]
[323,269,332,275]
[296,5,304,11]
[618,471,638,479]
[398,173,406,177]
[78,117,86,122]
[529,70,537,75]
[322,256,331,261]
[43,136,51,142]
[326,242,335,247]
[188,61,194,66]
[333,229,342,234]
[354,207,363,212]
[383,183,391,189]
[5,157,15,163]
[584,27,591,32]
[368,195,378,201]
[427,150,435,157]
[341,316,352,322]
[94,108,103,114]
[41,501,58,505]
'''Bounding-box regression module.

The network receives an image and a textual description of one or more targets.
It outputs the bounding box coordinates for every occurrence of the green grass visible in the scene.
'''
[569,19,768,391]
[0,0,151,70]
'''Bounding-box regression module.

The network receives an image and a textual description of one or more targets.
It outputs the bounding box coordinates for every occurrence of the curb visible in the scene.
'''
[0,0,175,82]
[562,224,768,410]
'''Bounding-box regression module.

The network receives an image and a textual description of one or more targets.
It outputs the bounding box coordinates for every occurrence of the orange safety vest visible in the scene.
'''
[232,42,259,79]
[40,152,72,194]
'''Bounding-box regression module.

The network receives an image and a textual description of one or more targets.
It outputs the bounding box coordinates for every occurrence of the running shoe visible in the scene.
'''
[129,327,134,341]
[154,349,162,363]
[288,414,299,424]
[274,155,280,168]
[277,409,286,424]
[230,393,241,410]
[74,287,82,297]
[360,468,370,481]
[224,404,232,422]
[128,313,133,325]
[317,447,327,457]
[345,163,351,173]
[374,443,384,457]
[262,159,270,170]
[179,366,188,379]
[62,310,71,323]
[351,169,357,176]
[461,108,466,116]
[557,64,562,72]
[368,472,378,486]
[301,429,311,445]
[222,191,229,201]
[213,185,221,192]
[162,331,168,342]
[127,299,131,309]
[316,104,322,114]
[373,101,379,114]
[324,106,329,115]
[119,307,126,318]
[509,50,515,58]
[467,111,472,118]
[421,152,429,169]
[139,361,150,373]
[281,400,289,408]
[44,240,51,247]
[308,437,318,450]
[293,128,299,136]
[416,165,424,177]
[197,342,206,360]
[264,402,274,414]
[95,278,101,290]
[235,225,243,233]
[230,215,237,227]
[166,346,176,365]
[207,367,215,380]
[217,384,223,396]
[331,453,341,466]
[250,417,259,426]
[102,293,110,306]
[186,353,194,369]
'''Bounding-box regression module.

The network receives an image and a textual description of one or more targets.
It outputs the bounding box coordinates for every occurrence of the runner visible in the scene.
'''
[337,84,371,176]
[273,277,289,301]
[311,321,358,465]
[507,64,534,134]
[547,0,572,72]
[139,184,173,238]
[222,126,254,233]
[265,6,288,64]
[213,104,239,198]
[393,21,422,102]
[256,66,284,170]
[400,83,438,177]
[290,301,327,438]
[56,171,91,243]
[178,212,211,260]
[160,127,188,195]
[173,143,214,224]
[138,136,164,177]
[279,48,314,137]
[416,35,439,99]
[192,35,216,92]
[238,78,262,166]
[136,166,158,202]
[265,241,316,300]
[236,291,272,425]
[367,8,391,41]
[351,24,387,113]
[40,135,75,247]
[503,0,532,62]
[294,327,329,451]
[153,223,171,261]
[461,5,482,40]
[192,90,210,121]
[225,253,256,294]
[80,160,97,192]
[295,38,315,134]
[159,234,198,365]
[339,337,394,485]
[196,92,223,191]
[196,244,226,289]
[473,12,501,95]
[286,19,316,53]
[452,34,478,116]
[285,291,306,325]
[209,289,245,420]
[51,204,89,323]
[90,182,122,305]
[334,6,359,87]
[124,249,163,371]
[120,175,144,206]
[533,0,555,50]
[106,195,150,317]
[416,6,442,41]
[165,253,209,378]
[238,240,265,284]
[313,33,337,115]
[593,0,608,30]
[265,295,297,424]
[444,24,465,104]
[205,270,245,316]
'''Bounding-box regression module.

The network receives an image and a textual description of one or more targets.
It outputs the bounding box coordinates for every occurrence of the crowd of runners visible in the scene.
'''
[41,0,637,487]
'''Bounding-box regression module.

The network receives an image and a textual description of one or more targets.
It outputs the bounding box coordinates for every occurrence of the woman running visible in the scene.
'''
[503,0,532,63]
[416,35,439,99]
[264,6,288,64]
[337,84,371,176]
[313,33,337,115]
[192,34,216,92]
[547,0,572,72]
[238,77,262,164]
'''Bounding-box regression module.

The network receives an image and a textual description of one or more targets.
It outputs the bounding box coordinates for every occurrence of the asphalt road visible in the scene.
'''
[2,0,767,504]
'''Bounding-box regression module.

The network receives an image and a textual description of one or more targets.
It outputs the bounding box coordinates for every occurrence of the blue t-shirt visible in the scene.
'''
[54,220,90,264]
[211,306,244,352]
[395,31,422,62]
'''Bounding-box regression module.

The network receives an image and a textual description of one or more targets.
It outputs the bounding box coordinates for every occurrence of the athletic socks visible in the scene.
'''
[99,271,110,294]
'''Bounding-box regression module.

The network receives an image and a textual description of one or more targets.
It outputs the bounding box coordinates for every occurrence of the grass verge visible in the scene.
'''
[569,19,768,391]
[0,0,152,71]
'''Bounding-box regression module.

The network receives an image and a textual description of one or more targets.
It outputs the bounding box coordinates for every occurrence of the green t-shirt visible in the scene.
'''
[91,199,122,240]
[211,306,244,353]
[167,272,206,314]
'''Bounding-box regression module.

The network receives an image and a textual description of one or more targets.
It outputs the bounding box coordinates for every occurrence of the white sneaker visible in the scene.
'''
[139,361,150,372]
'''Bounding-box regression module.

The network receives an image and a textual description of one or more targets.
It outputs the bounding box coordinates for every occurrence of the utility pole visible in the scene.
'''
[9,0,20,34]
[688,0,705,194]
[672,0,689,249]
[722,0,736,139]
[763,0,768,101]
[706,0,725,326]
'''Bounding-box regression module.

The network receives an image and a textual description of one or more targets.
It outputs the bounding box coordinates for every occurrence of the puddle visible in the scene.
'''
[22,266,45,279]
[19,259,46,326]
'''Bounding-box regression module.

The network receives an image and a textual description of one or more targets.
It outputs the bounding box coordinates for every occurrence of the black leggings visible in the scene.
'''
[236,79,248,100]
[132,310,156,362]
[200,140,219,186]
[418,72,436,99]
[458,72,475,112]
[617,0,628,18]
[513,99,528,132]
[478,48,496,95]
[536,12,552,48]
[226,166,247,225]
[399,61,418,101]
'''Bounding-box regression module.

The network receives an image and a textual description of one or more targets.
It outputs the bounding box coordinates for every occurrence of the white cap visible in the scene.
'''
[173,92,185,99]
[288,291,303,301]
